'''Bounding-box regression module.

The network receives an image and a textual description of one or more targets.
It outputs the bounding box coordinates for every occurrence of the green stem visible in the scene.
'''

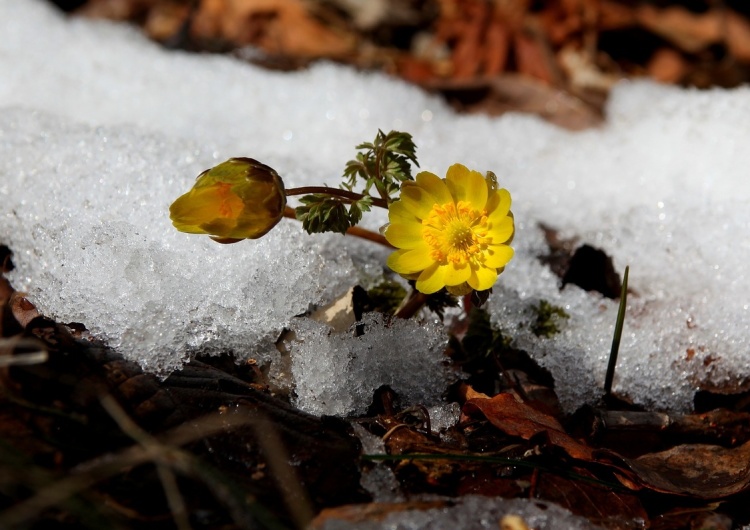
[285,186,388,210]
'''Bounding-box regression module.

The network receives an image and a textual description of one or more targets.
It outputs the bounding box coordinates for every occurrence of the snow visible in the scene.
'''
[2,0,750,415]
[313,495,603,530]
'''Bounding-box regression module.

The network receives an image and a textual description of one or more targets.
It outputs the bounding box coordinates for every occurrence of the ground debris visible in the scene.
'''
[51,0,750,129]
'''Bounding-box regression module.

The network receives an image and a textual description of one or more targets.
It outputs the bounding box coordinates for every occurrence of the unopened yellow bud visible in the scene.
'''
[170,158,286,242]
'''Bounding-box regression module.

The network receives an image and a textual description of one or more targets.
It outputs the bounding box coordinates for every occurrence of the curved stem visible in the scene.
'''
[285,186,388,210]
[395,290,429,319]
[283,207,393,249]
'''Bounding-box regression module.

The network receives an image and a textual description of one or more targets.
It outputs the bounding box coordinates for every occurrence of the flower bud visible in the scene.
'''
[170,158,286,242]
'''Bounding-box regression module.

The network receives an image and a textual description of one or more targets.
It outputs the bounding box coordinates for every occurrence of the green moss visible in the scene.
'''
[530,300,570,338]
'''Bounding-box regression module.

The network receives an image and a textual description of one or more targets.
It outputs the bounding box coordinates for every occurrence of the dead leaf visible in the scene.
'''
[463,392,594,460]
[646,48,687,84]
[192,0,356,58]
[616,440,750,498]
[535,469,649,529]
[513,27,558,84]
[9,292,40,329]
[726,11,750,63]
[635,5,721,53]
[427,74,602,130]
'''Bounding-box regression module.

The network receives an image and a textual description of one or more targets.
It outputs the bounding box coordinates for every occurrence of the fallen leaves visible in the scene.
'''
[70,0,750,129]
[463,389,750,501]
[463,392,594,461]
[191,0,356,58]
[618,441,750,498]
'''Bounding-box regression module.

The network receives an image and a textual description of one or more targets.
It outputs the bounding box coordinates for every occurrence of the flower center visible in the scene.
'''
[423,201,489,265]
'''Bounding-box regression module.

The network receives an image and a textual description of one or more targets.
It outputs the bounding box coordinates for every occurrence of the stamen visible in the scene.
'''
[422,201,489,267]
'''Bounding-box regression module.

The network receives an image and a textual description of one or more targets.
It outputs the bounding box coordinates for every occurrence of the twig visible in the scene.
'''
[245,409,315,529]
[100,395,192,530]
[0,412,254,528]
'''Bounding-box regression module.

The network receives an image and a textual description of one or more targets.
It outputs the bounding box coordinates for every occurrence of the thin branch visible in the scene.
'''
[285,186,388,209]
[100,395,192,530]
[0,412,254,528]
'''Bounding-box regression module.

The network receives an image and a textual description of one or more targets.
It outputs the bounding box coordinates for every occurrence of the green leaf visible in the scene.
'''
[348,195,373,226]
[295,194,351,235]
[604,265,629,397]
[341,130,419,204]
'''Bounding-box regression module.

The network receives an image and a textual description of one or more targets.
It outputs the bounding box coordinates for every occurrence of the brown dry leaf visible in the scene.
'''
[726,11,750,63]
[435,0,510,78]
[598,0,637,31]
[635,5,721,53]
[646,47,687,84]
[8,292,40,329]
[192,0,356,58]
[463,392,594,460]
[429,74,602,131]
[616,440,750,498]
[144,2,191,41]
[513,28,557,84]
[536,469,649,529]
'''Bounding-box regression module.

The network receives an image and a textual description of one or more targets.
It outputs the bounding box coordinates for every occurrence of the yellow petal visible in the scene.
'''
[443,262,471,286]
[446,164,488,210]
[385,221,424,249]
[387,243,432,274]
[488,215,514,244]
[416,262,447,294]
[416,171,453,206]
[388,200,418,224]
[468,264,498,291]
[400,182,438,219]
[483,245,514,269]
[464,169,489,210]
[486,188,512,220]
[445,163,468,199]
[169,184,242,236]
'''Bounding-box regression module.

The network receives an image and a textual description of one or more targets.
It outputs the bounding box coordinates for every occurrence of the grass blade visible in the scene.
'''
[604,265,629,397]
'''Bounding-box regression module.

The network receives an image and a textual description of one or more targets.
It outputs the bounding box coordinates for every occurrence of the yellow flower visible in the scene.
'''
[385,163,514,295]
[170,158,286,243]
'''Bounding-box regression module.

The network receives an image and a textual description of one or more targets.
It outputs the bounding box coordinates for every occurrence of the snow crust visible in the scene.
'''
[2,0,750,414]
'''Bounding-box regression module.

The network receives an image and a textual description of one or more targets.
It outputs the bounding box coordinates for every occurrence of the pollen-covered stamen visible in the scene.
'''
[422,200,490,265]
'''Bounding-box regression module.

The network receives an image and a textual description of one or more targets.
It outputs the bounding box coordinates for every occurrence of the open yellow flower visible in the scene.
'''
[385,163,514,295]
[170,157,286,243]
